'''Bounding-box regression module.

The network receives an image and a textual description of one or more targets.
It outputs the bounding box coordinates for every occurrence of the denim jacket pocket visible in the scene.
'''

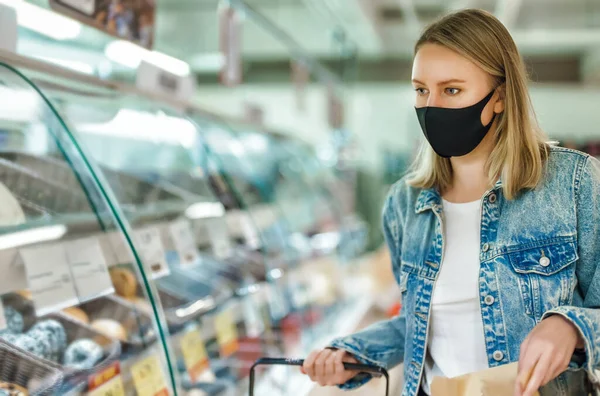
[507,239,578,319]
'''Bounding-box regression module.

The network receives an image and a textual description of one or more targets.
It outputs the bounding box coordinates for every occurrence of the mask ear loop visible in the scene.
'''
[484,84,504,128]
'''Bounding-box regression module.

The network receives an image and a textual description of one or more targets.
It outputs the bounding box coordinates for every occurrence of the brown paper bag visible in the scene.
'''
[431,363,540,396]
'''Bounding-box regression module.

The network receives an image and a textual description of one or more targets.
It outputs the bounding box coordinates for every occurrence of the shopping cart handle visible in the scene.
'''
[248,357,389,396]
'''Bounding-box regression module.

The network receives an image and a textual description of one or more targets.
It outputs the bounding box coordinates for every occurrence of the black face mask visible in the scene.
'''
[415,89,497,158]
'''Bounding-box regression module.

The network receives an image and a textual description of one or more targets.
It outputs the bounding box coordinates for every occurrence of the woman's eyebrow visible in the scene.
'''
[437,79,466,85]
[411,78,467,85]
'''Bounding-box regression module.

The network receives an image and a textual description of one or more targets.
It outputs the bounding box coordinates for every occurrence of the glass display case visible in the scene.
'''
[189,119,359,348]
[35,77,284,394]
[0,62,178,395]
[0,52,371,395]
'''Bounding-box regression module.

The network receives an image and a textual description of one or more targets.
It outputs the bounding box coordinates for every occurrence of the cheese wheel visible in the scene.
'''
[62,307,89,325]
[109,268,138,298]
[90,319,127,343]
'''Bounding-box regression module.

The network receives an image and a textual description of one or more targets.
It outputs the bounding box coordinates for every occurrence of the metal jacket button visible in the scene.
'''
[482,243,490,252]
[539,256,550,267]
[484,295,495,305]
[493,351,504,361]
[489,193,497,203]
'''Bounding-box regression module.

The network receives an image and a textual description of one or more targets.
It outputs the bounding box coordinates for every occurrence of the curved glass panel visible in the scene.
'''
[30,75,284,394]
[190,118,347,337]
[0,63,176,395]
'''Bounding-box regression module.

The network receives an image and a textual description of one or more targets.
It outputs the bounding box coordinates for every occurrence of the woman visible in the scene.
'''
[302,9,600,396]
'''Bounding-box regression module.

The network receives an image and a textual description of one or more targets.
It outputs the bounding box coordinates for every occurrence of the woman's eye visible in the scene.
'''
[415,88,428,96]
[445,88,461,95]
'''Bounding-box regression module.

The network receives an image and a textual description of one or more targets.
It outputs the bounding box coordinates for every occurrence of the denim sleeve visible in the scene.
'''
[542,156,600,383]
[328,188,407,390]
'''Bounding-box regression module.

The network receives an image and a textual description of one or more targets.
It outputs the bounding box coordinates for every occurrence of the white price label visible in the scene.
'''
[57,0,95,15]
[64,238,114,302]
[20,244,78,316]
[104,232,134,265]
[135,228,170,279]
[205,218,232,259]
[169,220,199,267]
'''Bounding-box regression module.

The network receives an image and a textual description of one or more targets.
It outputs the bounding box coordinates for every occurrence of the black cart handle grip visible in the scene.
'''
[248,357,389,396]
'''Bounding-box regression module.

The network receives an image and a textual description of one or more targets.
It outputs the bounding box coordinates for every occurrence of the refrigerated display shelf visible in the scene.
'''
[0,52,368,396]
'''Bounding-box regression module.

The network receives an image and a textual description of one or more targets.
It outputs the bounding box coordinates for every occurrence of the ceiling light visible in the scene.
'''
[0,0,81,40]
[105,40,190,77]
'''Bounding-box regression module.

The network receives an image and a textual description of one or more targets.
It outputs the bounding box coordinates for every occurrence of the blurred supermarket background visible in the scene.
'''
[0,0,598,395]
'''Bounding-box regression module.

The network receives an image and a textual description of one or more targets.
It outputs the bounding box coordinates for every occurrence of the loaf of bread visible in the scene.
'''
[110,268,138,298]
[15,290,31,300]
[90,319,127,343]
[62,307,89,325]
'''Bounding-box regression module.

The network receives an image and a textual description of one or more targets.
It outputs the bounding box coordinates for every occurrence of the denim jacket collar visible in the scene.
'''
[414,178,503,214]
[415,188,441,214]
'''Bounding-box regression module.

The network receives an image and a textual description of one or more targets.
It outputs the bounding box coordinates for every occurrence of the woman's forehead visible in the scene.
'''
[412,43,487,83]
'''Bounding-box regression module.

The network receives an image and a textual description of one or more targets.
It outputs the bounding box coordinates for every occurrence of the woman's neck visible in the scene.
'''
[443,129,495,203]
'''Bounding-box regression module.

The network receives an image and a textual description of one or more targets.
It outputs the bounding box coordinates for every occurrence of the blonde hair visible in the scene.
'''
[407,9,549,200]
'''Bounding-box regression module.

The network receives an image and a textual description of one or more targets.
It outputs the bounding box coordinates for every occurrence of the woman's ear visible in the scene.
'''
[494,84,506,114]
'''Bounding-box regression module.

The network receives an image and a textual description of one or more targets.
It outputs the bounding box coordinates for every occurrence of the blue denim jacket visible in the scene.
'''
[331,146,600,396]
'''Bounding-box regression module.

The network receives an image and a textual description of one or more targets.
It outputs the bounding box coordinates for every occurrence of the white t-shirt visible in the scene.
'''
[422,199,489,395]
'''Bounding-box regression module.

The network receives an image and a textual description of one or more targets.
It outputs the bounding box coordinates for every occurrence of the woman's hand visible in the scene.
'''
[301,348,360,386]
[515,315,584,396]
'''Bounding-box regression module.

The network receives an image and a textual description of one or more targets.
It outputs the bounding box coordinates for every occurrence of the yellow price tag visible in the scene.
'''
[87,362,125,396]
[131,355,169,396]
[180,329,210,382]
[215,309,239,357]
